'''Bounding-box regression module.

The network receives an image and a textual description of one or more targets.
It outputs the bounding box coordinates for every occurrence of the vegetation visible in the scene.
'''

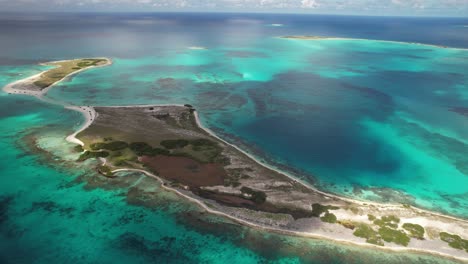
[129,142,169,156]
[367,214,376,221]
[76,59,106,68]
[311,203,339,217]
[33,58,107,89]
[338,220,356,230]
[353,219,410,247]
[73,145,84,153]
[402,223,425,239]
[440,232,468,252]
[349,207,359,214]
[77,151,109,161]
[374,215,400,229]
[129,142,153,155]
[378,227,410,246]
[353,224,384,246]
[320,212,337,223]
[97,165,114,177]
[90,141,128,151]
[240,187,267,204]
[160,139,189,149]
[86,138,222,167]
[191,138,217,147]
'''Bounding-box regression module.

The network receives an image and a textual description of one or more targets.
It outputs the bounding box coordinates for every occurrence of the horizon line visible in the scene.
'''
[0,10,467,19]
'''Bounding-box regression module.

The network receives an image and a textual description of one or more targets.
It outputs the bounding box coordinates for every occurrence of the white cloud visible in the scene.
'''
[301,0,320,8]
[0,0,466,15]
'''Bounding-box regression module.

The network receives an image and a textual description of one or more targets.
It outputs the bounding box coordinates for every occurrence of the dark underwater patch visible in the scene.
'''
[115,232,195,263]
[29,201,75,218]
[0,196,14,225]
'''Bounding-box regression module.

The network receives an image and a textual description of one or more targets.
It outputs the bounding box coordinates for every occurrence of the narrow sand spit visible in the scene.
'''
[3,58,468,262]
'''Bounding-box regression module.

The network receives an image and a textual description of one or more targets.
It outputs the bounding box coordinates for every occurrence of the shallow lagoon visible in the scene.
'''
[0,13,467,263]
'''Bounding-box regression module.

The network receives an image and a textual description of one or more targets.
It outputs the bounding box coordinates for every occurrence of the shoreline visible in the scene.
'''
[2,57,112,146]
[2,58,468,262]
[111,168,468,263]
[193,111,468,224]
[279,36,468,51]
[53,103,468,262]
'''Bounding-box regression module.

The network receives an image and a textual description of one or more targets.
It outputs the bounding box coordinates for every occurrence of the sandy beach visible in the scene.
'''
[279,36,468,51]
[2,58,468,262]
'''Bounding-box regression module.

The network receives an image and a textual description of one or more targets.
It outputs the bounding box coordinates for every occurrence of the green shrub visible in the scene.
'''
[374,219,398,229]
[129,142,154,155]
[240,187,267,204]
[353,224,383,246]
[77,151,109,161]
[338,220,356,230]
[382,215,400,223]
[349,207,359,214]
[97,165,113,177]
[402,223,425,239]
[367,214,376,221]
[160,139,189,149]
[191,138,217,147]
[73,145,84,153]
[378,227,410,246]
[374,215,400,228]
[320,213,337,223]
[311,203,339,217]
[90,141,128,151]
[151,148,170,156]
[440,232,468,251]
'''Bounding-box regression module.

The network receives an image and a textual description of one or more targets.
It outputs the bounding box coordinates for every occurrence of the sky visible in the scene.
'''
[0,0,467,16]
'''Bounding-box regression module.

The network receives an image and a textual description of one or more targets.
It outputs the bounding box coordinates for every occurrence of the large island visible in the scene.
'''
[3,58,468,262]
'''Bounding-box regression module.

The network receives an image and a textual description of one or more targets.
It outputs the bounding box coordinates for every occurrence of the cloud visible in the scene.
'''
[0,0,466,16]
[301,0,320,8]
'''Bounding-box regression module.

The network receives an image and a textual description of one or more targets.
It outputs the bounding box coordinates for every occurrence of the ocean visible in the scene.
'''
[0,13,467,263]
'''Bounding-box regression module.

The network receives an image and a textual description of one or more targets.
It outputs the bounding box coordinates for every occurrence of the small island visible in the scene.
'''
[3,58,468,262]
[280,35,335,40]
[4,58,111,96]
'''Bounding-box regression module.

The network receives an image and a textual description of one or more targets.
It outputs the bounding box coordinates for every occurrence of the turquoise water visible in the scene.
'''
[0,92,463,264]
[1,92,463,264]
[1,13,468,263]
[42,38,468,217]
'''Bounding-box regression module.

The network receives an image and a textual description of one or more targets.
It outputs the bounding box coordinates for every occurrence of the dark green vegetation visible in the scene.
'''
[160,139,189,149]
[320,212,337,223]
[378,227,410,246]
[338,220,356,230]
[77,151,109,162]
[224,168,250,188]
[353,224,384,246]
[73,145,84,153]
[402,223,425,239]
[33,58,108,89]
[76,59,107,68]
[311,203,339,217]
[240,187,267,204]
[97,165,114,178]
[352,215,412,247]
[129,142,170,156]
[440,232,468,252]
[374,215,400,229]
[91,141,128,151]
[82,138,223,166]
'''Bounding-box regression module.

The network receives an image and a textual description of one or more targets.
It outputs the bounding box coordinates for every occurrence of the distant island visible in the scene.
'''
[280,35,335,40]
[3,58,468,262]
[4,58,111,96]
[279,35,456,49]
